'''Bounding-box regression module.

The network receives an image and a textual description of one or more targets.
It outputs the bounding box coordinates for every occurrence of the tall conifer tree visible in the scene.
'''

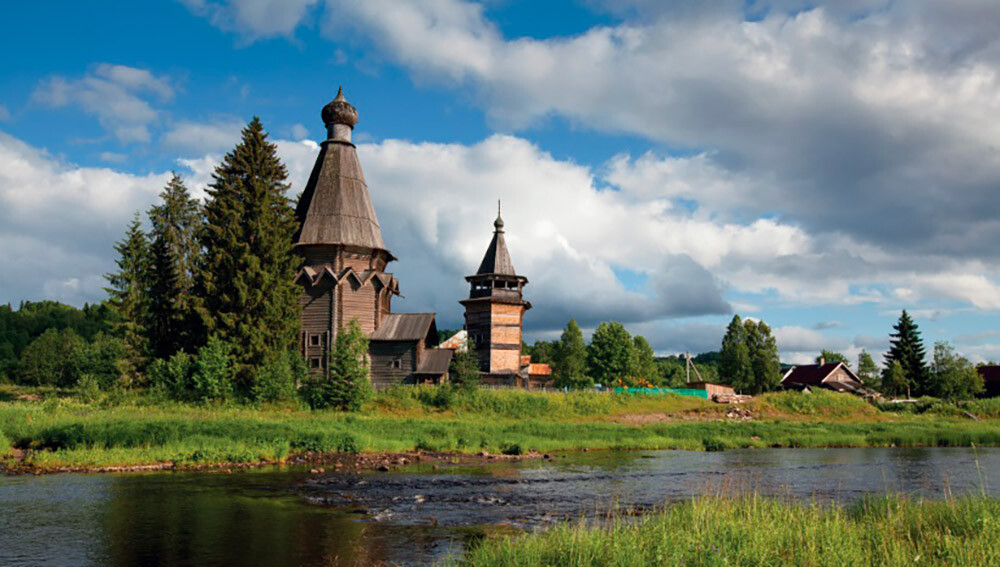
[720,314,752,391]
[148,173,202,358]
[195,117,301,391]
[883,310,928,396]
[104,213,152,380]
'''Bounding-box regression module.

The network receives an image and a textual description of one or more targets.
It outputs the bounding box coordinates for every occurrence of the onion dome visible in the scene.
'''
[321,86,358,137]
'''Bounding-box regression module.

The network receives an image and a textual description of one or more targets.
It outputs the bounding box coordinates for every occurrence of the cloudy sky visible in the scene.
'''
[4,0,1000,364]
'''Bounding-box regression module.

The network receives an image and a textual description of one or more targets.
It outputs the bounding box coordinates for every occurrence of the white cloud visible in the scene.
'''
[180,0,318,41]
[290,123,309,140]
[317,0,1000,270]
[0,132,169,304]
[32,64,174,144]
[99,151,128,163]
[162,119,245,155]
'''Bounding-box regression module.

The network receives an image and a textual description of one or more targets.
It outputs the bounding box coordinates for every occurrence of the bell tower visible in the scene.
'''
[460,204,531,376]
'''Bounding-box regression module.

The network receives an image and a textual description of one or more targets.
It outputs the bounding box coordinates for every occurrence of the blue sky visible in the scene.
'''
[4,0,1000,364]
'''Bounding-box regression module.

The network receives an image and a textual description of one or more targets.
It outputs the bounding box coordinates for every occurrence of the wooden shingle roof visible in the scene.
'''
[415,349,453,375]
[295,141,389,253]
[295,90,391,257]
[476,213,517,276]
[781,362,862,387]
[370,313,436,342]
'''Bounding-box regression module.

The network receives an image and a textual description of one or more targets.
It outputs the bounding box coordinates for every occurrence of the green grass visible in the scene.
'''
[370,385,715,419]
[447,495,1000,566]
[2,385,1000,471]
[755,389,880,419]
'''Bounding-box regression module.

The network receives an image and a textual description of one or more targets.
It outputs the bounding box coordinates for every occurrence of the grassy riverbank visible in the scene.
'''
[446,495,1000,566]
[2,385,1000,471]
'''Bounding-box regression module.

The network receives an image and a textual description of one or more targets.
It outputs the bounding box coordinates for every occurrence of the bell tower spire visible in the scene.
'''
[460,206,531,379]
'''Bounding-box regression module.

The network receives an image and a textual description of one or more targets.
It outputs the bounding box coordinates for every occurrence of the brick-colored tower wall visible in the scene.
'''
[464,301,524,375]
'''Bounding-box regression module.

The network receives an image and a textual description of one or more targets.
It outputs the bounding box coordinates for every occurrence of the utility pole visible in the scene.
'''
[685,352,703,383]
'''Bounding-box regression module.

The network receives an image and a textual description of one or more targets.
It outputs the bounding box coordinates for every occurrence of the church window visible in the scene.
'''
[309,356,324,369]
[309,334,321,347]
[391,359,402,369]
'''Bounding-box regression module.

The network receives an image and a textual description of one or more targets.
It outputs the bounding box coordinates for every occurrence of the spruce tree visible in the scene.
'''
[195,117,302,392]
[104,213,152,381]
[720,314,751,391]
[148,173,202,359]
[553,319,590,389]
[883,310,928,396]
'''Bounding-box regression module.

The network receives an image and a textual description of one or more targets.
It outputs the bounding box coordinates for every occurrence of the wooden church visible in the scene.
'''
[292,88,533,388]
[293,88,451,387]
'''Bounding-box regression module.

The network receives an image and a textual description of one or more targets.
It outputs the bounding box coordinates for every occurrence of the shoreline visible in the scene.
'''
[4,438,1000,476]
[0,448,549,476]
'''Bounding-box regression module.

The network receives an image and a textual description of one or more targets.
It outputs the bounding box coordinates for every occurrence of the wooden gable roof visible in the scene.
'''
[415,348,453,375]
[370,313,436,342]
[781,362,862,387]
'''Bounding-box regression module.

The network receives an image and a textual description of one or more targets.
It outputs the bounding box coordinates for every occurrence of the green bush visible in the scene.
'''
[702,437,726,452]
[148,337,233,403]
[190,336,233,402]
[417,385,457,410]
[17,328,85,386]
[77,333,124,388]
[76,374,103,404]
[148,352,194,400]
[337,434,360,454]
[251,350,303,404]
[500,442,524,455]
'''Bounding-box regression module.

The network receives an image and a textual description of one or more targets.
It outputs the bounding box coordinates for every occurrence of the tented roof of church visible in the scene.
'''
[475,212,517,276]
[294,90,391,256]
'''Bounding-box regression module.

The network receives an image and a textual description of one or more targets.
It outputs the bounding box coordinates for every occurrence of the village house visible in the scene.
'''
[292,88,451,385]
[780,358,864,392]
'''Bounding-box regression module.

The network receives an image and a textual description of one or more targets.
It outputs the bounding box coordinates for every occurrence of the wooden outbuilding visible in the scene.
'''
[686,381,736,399]
[526,362,553,389]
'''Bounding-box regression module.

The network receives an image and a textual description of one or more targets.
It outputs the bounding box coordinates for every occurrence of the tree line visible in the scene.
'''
[524,319,715,389]
[817,310,985,400]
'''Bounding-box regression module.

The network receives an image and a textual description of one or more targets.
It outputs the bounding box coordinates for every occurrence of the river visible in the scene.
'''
[1,447,997,566]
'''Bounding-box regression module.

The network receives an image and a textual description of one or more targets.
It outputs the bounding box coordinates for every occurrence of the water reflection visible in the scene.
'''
[0,447,997,566]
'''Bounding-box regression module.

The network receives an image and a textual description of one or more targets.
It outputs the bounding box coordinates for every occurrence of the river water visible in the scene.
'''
[1,447,997,566]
